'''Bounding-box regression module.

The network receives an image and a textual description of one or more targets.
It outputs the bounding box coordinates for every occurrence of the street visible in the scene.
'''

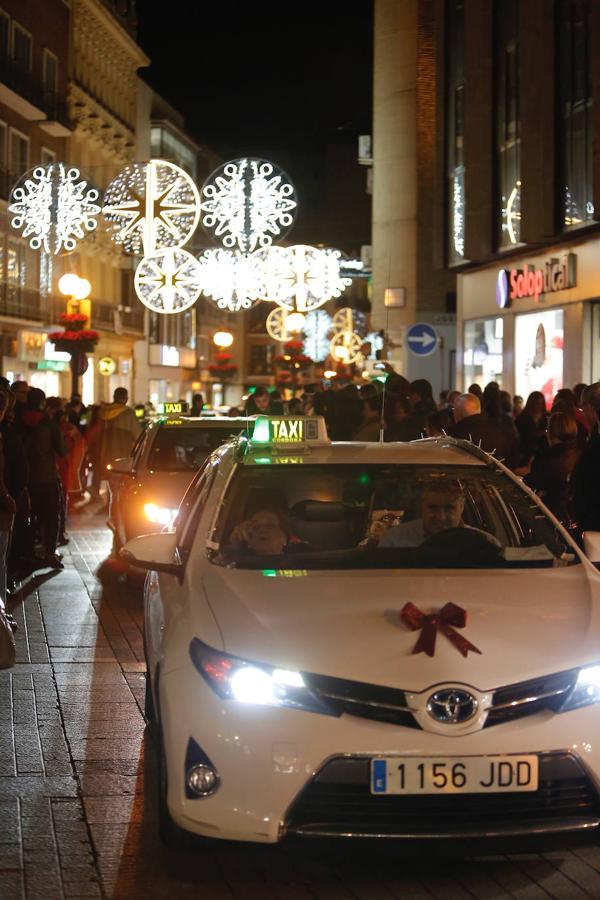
[0,509,598,899]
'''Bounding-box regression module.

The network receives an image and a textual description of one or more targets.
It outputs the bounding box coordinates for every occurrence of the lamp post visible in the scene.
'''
[57,274,93,396]
[210,331,236,406]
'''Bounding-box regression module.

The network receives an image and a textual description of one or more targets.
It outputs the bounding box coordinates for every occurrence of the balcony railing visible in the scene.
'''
[0,57,72,129]
[0,284,46,321]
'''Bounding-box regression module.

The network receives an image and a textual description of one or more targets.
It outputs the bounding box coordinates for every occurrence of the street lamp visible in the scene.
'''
[58,273,94,396]
[213,330,234,349]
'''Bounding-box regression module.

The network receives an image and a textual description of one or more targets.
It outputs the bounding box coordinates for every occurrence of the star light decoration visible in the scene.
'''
[8,163,101,255]
[134,248,202,314]
[201,158,297,252]
[103,159,201,256]
[197,249,266,311]
[258,245,351,312]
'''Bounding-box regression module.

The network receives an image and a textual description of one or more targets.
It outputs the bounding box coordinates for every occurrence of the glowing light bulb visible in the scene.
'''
[214,331,234,348]
[58,273,81,296]
[285,312,305,333]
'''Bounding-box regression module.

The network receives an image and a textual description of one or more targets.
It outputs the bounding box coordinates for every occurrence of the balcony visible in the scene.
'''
[0,58,72,132]
[91,301,145,337]
[0,284,46,321]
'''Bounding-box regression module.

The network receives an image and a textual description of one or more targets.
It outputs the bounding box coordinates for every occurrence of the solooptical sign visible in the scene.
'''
[496,253,577,308]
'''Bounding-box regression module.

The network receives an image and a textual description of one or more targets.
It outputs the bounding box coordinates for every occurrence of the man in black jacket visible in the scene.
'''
[448,393,519,468]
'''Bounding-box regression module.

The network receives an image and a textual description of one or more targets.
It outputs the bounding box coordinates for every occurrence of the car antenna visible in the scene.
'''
[379,254,392,443]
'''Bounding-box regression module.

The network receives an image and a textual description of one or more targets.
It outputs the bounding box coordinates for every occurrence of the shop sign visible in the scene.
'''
[496,253,577,308]
[98,357,117,376]
[37,360,68,372]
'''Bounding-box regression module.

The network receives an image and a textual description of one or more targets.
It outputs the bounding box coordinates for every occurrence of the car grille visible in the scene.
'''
[305,673,419,729]
[284,753,600,838]
[304,669,578,731]
[486,670,577,726]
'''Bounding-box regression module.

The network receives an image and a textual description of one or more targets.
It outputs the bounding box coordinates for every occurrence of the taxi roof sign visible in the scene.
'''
[157,401,189,416]
[250,415,329,446]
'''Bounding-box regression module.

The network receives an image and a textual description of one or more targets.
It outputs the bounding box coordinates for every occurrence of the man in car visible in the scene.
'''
[378,479,496,549]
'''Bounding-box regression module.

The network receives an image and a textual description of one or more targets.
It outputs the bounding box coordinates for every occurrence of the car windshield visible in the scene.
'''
[149,425,242,472]
[210,464,578,570]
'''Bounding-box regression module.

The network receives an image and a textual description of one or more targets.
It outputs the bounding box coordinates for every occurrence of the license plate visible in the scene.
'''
[371,755,538,795]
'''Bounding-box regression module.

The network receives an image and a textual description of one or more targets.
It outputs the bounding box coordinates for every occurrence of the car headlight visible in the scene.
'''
[143,502,178,526]
[189,638,335,715]
[560,665,600,712]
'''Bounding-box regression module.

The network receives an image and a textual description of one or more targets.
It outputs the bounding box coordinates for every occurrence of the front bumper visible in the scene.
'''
[159,665,600,843]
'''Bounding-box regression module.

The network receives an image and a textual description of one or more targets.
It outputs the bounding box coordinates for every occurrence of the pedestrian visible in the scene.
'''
[448,393,519,467]
[406,379,437,437]
[85,404,102,499]
[515,391,548,467]
[22,388,66,569]
[353,395,382,441]
[10,381,29,435]
[468,383,483,401]
[512,395,524,418]
[425,408,453,437]
[2,392,30,588]
[0,391,17,614]
[570,382,600,534]
[191,393,204,416]
[524,411,580,526]
[245,387,282,416]
[98,388,141,484]
[384,393,415,441]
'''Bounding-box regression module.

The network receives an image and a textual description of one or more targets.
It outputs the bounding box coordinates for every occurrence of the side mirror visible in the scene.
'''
[108,457,134,475]
[583,531,600,564]
[120,532,183,577]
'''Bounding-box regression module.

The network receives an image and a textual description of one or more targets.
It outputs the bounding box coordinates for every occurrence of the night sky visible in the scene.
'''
[136,1,374,162]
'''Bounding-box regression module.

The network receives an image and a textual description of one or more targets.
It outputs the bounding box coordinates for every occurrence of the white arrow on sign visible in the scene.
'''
[408,333,436,348]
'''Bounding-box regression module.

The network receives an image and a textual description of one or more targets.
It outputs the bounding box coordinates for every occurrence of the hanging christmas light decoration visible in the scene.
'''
[8,163,101,255]
[265,307,307,342]
[197,248,266,312]
[134,248,202,314]
[302,309,333,362]
[257,245,351,312]
[201,158,297,252]
[103,159,201,256]
[329,329,365,365]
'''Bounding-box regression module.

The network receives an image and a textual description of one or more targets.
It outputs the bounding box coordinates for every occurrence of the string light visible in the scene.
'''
[302,309,333,361]
[134,248,202,313]
[257,245,351,312]
[201,158,297,252]
[197,248,265,311]
[103,159,201,256]
[9,163,100,255]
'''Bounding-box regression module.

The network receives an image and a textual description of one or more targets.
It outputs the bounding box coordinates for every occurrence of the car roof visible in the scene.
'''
[242,437,489,467]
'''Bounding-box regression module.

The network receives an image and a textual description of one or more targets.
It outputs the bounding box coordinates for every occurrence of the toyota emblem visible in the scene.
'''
[426,688,478,724]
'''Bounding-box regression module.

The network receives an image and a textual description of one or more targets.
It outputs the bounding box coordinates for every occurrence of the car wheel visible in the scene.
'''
[157,725,194,849]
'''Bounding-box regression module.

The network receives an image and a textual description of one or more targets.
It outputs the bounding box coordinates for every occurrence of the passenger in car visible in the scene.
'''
[227,508,310,556]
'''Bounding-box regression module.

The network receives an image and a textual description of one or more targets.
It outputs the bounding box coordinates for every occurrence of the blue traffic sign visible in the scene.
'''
[406,322,438,357]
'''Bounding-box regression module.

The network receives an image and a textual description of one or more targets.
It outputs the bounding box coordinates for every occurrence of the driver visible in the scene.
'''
[378,479,495,548]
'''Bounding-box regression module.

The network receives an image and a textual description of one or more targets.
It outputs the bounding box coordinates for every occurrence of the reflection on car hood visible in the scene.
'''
[200,565,599,692]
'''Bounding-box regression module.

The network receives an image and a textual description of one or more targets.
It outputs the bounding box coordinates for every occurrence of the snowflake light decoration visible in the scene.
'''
[9,163,100,255]
[257,245,352,312]
[201,158,297,252]
[329,330,365,365]
[103,159,200,256]
[197,249,265,312]
[303,309,333,362]
[134,249,202,314]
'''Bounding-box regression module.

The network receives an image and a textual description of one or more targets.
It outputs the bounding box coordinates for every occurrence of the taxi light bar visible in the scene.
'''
[157,401,189,415]
[250,415,329,446]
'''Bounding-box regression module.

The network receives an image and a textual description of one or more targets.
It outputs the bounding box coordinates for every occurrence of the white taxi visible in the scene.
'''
[122,416,600,847]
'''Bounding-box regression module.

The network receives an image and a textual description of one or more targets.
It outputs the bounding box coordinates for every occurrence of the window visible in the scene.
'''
[149,424,244,473]
[514,308,564,406]
[495,0,521,247]
[150,309,196,348]
[0,10,9,61]
[446,0,465,264]
[9,129,28,179]
[0,121,7,197]
[11,22,31,74]
[463,318,504,389]
[559,0,594,228]
[42,50,58,95]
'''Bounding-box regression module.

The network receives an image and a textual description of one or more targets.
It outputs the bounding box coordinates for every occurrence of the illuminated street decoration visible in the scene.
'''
[134,248,202,313]
[502,180,521,245]
[201,158,297,252]
[103,159,200,256]
[259,245,351,312]
[565,186,595,227]
[301,309,332,361]
[197,248,265,312]
[8,163,100,255]
[329,329,364,365]
[364,330,384,359]
[453,170,465,257]
[265,308,291,341]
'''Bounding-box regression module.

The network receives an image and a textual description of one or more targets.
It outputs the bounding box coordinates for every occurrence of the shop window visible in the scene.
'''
[446,0,465,264]
[495,0,521,248]
[559,0,594,228]
[463,318,504,390]
[514,309,564,407]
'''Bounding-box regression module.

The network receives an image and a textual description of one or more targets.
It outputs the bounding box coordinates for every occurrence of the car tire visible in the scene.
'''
[157,725,194,850]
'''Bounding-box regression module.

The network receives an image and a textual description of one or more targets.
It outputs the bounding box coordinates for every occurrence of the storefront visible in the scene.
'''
[457,236,600,400]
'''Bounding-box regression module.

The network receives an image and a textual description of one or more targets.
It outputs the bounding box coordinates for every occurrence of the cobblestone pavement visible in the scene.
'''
[2,509,600,899]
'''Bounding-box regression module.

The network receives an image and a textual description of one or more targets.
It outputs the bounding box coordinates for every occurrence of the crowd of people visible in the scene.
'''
[0,382,142,632]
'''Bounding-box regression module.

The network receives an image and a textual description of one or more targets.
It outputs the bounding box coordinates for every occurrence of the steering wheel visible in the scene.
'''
[418,527,503,564]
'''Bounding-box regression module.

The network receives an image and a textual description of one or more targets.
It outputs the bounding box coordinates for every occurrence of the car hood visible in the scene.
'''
[200,564,600,691]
